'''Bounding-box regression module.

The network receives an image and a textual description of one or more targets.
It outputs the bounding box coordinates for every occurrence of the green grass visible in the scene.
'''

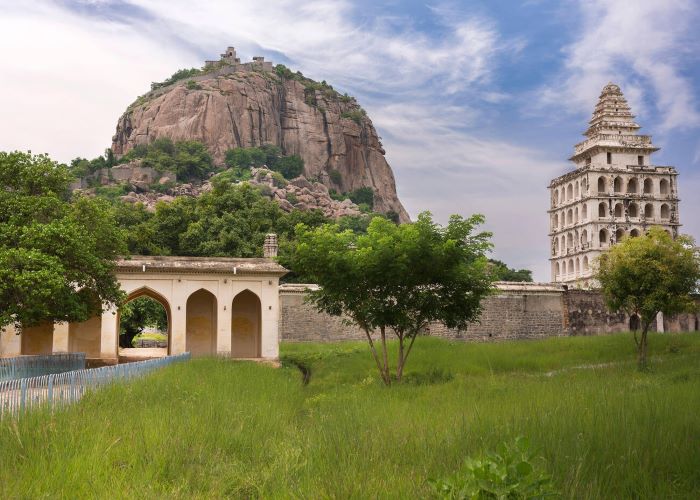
[1,333,699,498]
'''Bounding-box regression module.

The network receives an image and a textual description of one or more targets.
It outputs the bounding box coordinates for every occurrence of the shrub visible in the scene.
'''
[186,80,202,90]
[430,437,557,499]
[348,187,374,209]
[341,109,366,125]
[151,68,202,91]
[286,192,298,205]
[271,172,288,188]
[329,169,342,185]
[276,155,304,179]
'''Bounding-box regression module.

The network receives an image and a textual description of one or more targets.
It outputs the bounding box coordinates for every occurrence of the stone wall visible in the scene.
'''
[279,283,700,342]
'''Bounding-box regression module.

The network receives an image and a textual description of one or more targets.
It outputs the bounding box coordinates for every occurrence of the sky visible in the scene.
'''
[1,0,699,281]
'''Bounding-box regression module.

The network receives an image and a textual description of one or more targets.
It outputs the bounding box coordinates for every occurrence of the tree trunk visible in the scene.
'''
[363,327,389,385]
[396,334,405,382]
[380,326,390,385]
[638,323,650,370]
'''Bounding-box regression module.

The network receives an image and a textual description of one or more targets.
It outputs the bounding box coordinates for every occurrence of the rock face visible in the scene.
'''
[111,70,409,222]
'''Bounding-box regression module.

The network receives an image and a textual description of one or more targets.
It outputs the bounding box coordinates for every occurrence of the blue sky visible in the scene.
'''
[1,0,699,281]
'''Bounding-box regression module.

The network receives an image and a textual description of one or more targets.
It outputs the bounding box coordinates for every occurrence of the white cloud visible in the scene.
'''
[370,101,563,280]
[533,0,700,132]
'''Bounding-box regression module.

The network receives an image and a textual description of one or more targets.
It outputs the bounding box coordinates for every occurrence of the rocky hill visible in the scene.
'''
[111,50,409,222]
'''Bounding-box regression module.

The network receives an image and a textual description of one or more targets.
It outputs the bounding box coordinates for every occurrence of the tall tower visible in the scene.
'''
[548,83,680,286]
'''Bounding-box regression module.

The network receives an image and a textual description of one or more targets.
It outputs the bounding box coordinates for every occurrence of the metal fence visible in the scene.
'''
[0,353,190,419]
[0,353,86,382]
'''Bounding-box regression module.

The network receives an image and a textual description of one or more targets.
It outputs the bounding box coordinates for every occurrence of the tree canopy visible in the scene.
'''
[488,259,533,282]
[289,212,495,384]
[0,152,126,330]
[596,227,700,368]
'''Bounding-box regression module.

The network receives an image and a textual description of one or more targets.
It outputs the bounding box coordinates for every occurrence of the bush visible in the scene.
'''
[341,109,366,125]
[276,155,304,179]
[286,192,298,205]
[271,172,288,188]
[348,187,374,209]
[186,80,202,90]
[329,169,342,185]
[118,139,215,182]
[430,437,557,499]
[151,68,202,91]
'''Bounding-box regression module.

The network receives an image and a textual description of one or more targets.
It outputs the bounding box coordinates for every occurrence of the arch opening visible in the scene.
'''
[660,179,669,195]
[597,177,606,193]
[643,178,653,194]
[627,178,638,194]
[613,177,623,193]
[614,203,623,218]
[628,203,638,218]
[660,204,670,219]
[118,287,171,359]
[598,202,607,218]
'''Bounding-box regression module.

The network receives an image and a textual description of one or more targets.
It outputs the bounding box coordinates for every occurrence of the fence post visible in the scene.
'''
[47,374,53,410]
[20,378,27,413]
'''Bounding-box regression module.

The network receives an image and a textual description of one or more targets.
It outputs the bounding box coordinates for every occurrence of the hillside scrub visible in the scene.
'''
[1,334,699,498]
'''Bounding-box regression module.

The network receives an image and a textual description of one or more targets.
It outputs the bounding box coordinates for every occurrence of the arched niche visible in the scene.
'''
[186,289,217,357]
[231,289,262,358]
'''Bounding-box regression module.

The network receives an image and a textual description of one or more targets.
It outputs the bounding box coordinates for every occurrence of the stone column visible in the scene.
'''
[170,305,187,355]
[260,278,280,359]
[100,307,119,363]
[52,322,70,353]
[217,282,234,356]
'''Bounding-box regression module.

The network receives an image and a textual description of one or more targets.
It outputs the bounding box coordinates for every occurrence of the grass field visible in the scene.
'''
[1,333,699,498]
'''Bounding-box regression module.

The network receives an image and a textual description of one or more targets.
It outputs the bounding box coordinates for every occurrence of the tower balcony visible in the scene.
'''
[572,134,655,157]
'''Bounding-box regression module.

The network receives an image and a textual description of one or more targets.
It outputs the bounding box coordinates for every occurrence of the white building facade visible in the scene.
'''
[548,83,680,286]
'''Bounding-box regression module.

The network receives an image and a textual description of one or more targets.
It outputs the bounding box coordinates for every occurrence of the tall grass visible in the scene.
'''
[1,333,699,498]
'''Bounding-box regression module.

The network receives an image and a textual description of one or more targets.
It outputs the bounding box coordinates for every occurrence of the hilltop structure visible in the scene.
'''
[548,83,680,286]
[204,46,273,72]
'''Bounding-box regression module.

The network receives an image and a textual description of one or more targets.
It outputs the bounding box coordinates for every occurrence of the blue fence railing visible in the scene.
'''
[0,353,190,419]
[0,353,86,382]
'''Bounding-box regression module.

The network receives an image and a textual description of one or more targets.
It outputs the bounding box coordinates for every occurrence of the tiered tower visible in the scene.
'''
[548,83,680,286]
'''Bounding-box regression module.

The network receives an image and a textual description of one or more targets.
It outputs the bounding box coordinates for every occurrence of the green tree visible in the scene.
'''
[289,212,494,385]
[488,259,533,282]
[0,151,126,331]
[276,155,304,179]
[596,227,700,368]
[119,296,168,348]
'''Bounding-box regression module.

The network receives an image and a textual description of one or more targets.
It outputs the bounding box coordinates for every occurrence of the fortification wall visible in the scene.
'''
[279,283,700,342]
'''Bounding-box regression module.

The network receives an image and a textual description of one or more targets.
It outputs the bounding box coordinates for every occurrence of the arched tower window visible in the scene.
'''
[614,203,623,218]
[644,203,654,218]
[615,228,625,242]
[599,229,608,246]
[630,228,640,237]
[567,209,573,225]
[598,177,606,193]
[575,181,580,198]
[660,204,670,219]
[583,256,589,271]
[553,189,559,206]
[574,207,579,223]
[598,202,607,218]
[582,203,588,220]
[581,229,588,246]
[567,233,573,249]
[628,203,638,218]
[567,184,573,200]
[643,178,653,194]
[660,179,669,195]
[613,176,623,193]
[627,178,638,194]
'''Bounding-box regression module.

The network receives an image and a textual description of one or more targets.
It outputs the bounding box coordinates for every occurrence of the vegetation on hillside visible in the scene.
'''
[289,213,495,384]
[224,144,304,179]
[150,67,203,91]
[0,152,125,330]
[1,335,699,497]
[117,138,216,182]
[597,227,700,368]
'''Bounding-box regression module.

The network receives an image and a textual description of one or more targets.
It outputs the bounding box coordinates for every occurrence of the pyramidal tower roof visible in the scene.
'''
[585,82,640,136]
[571,82,658,162]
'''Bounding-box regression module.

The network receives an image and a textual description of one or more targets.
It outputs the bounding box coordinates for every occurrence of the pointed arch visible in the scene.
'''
[598,202,607,218]
[614,202,623,218]
[597,177,606,193]
[118,286,172,355]
[231,289,262,358]
[628,202,638,218]
[643,178,653,194]
[627,178,638,194]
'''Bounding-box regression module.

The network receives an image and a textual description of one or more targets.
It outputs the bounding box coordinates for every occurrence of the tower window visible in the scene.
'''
[638,155,644,166]
[607,152,612,164]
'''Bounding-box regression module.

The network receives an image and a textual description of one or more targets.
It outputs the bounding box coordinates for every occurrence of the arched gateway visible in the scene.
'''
[2,254,287,364]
